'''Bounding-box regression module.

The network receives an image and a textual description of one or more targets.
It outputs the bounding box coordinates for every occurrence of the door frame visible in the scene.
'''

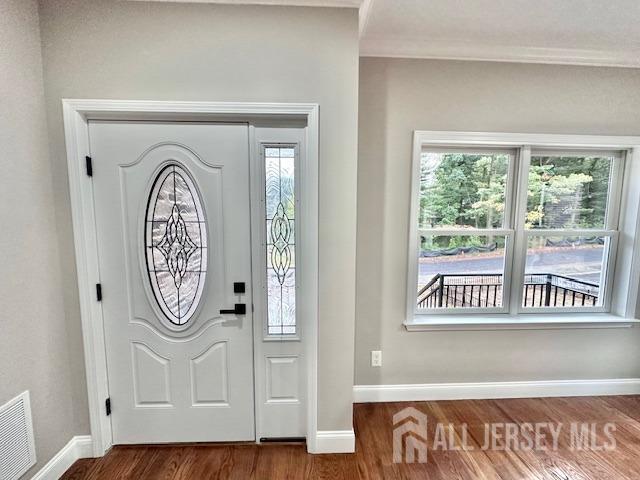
[62,99,319,457]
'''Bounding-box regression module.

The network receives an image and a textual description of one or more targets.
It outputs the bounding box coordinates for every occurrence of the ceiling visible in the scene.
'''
[134,0,640,67]
[359,0,640,67]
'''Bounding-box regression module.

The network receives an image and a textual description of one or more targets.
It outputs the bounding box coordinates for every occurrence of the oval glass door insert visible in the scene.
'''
[145,164,207,326]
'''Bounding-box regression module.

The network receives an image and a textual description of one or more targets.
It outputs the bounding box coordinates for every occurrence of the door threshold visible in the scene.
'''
[259,437,306,444]
[114,441,258,448]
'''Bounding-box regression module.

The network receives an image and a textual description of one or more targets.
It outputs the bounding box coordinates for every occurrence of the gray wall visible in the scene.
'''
[356,57,640,386]
[38,0,359,432]
[0,0,80,475]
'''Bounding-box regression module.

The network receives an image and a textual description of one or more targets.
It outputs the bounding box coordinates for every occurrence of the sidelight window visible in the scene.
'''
[264,146,297,335]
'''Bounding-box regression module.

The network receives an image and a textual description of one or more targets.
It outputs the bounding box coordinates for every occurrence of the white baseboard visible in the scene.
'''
[312,430,355,454]
[31,435,93,480]
[353,378,640,403]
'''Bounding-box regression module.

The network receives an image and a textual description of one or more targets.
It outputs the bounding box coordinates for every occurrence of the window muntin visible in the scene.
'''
[145,164,207,326]
[264,146,296,335]
[411,146,623,316]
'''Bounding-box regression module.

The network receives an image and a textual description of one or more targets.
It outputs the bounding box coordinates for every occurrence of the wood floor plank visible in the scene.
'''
[61,396,640,479]
[442,399,547,480]
[492,398,625,480]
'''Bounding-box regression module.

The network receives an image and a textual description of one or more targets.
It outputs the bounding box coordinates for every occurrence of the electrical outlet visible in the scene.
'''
[371,350,382,367]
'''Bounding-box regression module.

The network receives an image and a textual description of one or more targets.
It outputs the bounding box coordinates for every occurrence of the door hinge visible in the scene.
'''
[105,398,111,416]
[85,156,93,177]
[96,283,102,302]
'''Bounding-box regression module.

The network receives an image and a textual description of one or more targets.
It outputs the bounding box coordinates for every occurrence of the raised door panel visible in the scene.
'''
[266,356,300,404]
[190,341,229,406]
[131,342,172,407]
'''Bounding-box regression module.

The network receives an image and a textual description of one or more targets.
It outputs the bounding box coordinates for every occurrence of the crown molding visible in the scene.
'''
[358,0,374,37]
[360,36,640,68]
[126,0,362,7]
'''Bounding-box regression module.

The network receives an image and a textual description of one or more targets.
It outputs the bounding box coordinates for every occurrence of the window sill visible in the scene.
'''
[404,313,640,331]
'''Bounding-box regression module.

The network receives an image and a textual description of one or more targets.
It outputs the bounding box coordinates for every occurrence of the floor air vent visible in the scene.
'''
[0,391,36,480]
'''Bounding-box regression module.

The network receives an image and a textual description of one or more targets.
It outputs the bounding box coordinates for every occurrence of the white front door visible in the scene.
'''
[90,121,255,444]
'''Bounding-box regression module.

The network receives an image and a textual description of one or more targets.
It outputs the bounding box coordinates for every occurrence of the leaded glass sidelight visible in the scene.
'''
[145,164,207,326]
[265,147,296,335]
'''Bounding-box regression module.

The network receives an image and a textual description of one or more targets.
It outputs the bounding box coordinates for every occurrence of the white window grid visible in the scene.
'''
[408,136,629,319]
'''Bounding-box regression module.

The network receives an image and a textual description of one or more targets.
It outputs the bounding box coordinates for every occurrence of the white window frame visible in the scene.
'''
[513,148,624,314]
[414,147,517,315]
[406,131,640,331]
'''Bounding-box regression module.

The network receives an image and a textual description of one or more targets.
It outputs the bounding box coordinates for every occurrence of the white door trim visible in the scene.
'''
[62,99,319,456]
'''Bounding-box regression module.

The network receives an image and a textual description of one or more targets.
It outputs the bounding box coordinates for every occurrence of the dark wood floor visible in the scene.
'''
[63,396,640,479]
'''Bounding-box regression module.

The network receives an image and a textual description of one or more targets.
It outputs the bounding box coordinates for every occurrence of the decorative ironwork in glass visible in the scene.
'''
[145,164,207,326]
[265,147,296,335]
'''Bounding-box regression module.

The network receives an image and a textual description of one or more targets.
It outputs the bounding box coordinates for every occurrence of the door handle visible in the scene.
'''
[220,303,246,315]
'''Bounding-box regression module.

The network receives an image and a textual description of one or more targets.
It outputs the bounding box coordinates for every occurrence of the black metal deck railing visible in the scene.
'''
[417,273,599,309]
